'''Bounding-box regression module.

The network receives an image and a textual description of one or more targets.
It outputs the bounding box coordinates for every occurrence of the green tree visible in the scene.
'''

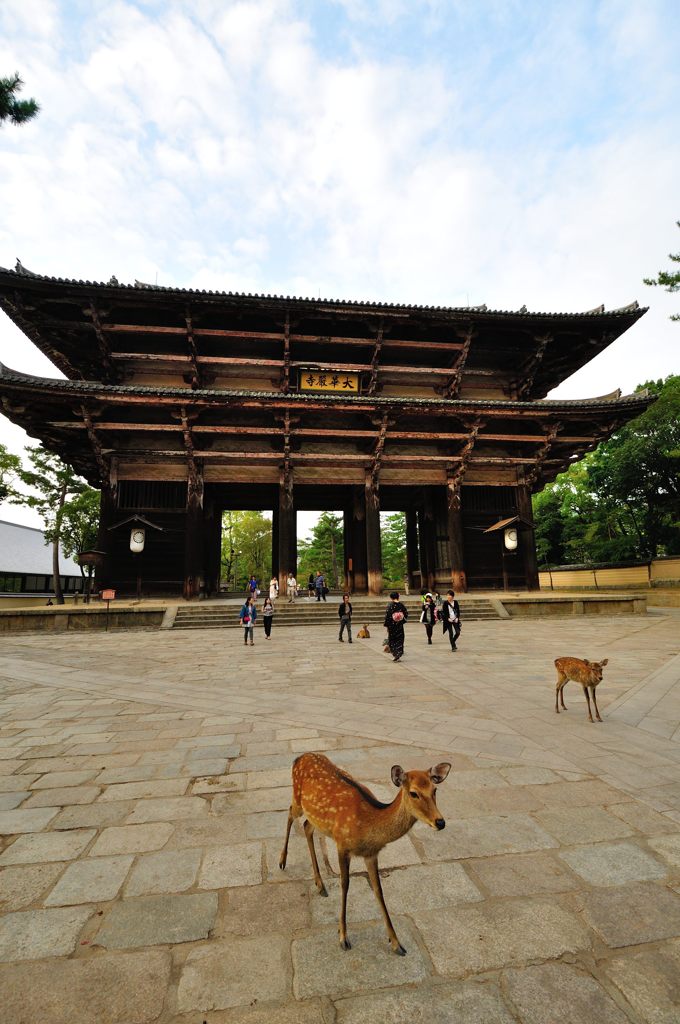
[58,489,101,598]
[644,221,680,321]
[14,447,87,603]
[220,511,272,591]
[381,512,406,588]
[533,376,680,565]
[0,443,21,503]
[0,72,39,126]
[297,512,344,588]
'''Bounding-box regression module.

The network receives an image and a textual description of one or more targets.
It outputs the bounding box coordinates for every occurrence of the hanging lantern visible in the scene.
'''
[130,527,146,554]
[504,527,518,551]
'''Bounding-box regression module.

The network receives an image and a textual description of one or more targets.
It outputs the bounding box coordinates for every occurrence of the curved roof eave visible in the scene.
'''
[0,363,654,414]
[0,266,648,324]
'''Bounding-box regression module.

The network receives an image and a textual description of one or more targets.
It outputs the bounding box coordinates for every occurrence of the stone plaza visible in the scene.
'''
[0,609,679,1023]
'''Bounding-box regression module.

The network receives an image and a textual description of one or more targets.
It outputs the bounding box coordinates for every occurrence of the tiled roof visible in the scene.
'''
[0,363,652,412]
[0,519,82,576]
[0,265,646,321]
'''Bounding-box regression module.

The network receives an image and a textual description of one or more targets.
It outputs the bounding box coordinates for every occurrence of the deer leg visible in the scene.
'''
[591,686,603,722]
[279,802,300,870]
[555,672,568,712]
[303,819,328,897]
[365,855,406,956]
[584,686,594,723]
[338,849,352,950]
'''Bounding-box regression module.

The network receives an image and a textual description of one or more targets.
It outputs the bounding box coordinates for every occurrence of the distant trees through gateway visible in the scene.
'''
[219,510,407,593]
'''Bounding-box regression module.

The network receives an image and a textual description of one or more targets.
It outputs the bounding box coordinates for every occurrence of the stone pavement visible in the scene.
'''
[0,611,679,1022]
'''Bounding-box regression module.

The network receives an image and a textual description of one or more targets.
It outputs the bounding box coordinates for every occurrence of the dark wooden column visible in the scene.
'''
[183,463,204,600]
[277,467,296,593]
[364,471,383,595]
[517,482,539,590]
[350,486,368,593]
[422,488,437,592]
[95,458,118,590]
[203,496,222,597]
[405,507,419,591]
[446,475,467,592]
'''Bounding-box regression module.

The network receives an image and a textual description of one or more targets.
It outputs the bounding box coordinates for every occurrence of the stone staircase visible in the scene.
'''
[171,596,501,630]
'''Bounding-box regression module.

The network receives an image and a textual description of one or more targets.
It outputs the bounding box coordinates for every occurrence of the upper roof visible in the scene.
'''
[0,262,647,320]
[0,519,82,576]
[0,263,647,400]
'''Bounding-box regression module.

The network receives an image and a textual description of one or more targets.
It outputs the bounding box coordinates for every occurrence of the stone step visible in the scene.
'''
[172,597,500,628]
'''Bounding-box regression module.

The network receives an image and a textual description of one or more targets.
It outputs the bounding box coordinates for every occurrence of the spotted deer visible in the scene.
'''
[555,656,609,722]
[279,751,451,955]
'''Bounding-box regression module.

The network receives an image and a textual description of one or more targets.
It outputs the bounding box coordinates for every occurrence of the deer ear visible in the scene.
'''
[600,658,608,667]
[391,765,405,787]
[583,659,590,665]
[430,762,451,784]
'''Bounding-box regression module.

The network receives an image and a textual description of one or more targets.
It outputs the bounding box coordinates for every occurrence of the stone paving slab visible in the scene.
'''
[1,615,680,1021]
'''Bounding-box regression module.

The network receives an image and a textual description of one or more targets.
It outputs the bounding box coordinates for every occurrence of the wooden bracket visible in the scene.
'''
[185,305,201,388]
[446,417,484,505]
[80,404,108,481]
[526,421,562,487]
[84,302,116,379]
[366,319,384,395]
[440,326,474,398]
[518,334,551,399]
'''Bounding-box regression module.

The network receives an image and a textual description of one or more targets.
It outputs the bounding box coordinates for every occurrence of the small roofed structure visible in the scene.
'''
[0,520,84,599]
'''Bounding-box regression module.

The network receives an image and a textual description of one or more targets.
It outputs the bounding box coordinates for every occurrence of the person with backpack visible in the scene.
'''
[441,589,461,651]
[338,593,353,643]
[239,596,257,646]
[419,593,437,645]
[315,571,327,602]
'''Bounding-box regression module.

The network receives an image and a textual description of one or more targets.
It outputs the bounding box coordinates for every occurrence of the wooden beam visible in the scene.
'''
[185,306,201,388]
[518,334,552,398]
[441,327,474,398]
[282,312,291,393]
[366,320,384,395]
[80,404,108,481]
[84,302,116,379]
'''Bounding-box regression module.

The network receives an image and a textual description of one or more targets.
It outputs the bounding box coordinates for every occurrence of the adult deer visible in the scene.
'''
[555,656,609,722]
[279,751,451,955]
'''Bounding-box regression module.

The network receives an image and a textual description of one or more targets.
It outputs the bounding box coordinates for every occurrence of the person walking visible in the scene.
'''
[315,571,326,602]
[239,595,257,646]
[384,591,409,662]
[247,575,258,600]
[269,576,279,602]
[262,596,274,639]
[308,573,315,599]
[338,593,353,643]
[420,593,437,645]
[441,589,461,651]
[287,573,297,603]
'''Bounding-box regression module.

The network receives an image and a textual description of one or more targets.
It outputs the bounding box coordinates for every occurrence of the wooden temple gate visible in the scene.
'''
[0,264,651,597]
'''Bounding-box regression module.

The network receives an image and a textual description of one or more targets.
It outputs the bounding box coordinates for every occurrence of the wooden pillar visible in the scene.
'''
[203,497,222,597]
[405,507,419,591]
[343,507,353,593]
[446,477,468,593]
[517,482,539,590]
[364,471,383,596]
[278,468,296,593]
[351,486,368,593]
[422,488,437,592]
[95,458,118,590]
[183,463,204,600]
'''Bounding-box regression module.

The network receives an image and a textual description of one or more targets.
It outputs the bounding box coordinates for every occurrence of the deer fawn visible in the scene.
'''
[555,656,609,722]
[279,752,451,955]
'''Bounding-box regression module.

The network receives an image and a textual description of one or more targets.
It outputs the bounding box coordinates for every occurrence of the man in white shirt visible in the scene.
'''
[287,574,297,603]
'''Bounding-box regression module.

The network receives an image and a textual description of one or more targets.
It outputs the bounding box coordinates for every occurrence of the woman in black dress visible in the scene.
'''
[384,591,409,662]
[420,593,436,645]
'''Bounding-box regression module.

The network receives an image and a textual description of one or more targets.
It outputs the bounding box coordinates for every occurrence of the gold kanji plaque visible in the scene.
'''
[299,370,360,393]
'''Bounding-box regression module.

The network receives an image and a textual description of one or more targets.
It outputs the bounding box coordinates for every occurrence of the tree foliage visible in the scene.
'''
[533,376,680,565]
[58,489,101,574]
[14,447,88,603]
[644,220,680,321]
[0,72,39,126]
[220,510,272,590]
[381,512,407,588]
[0,442,21,503]
[297,511,344,588]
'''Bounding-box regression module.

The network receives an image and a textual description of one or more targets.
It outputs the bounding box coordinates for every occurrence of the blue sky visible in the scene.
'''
[1,0,678,532]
